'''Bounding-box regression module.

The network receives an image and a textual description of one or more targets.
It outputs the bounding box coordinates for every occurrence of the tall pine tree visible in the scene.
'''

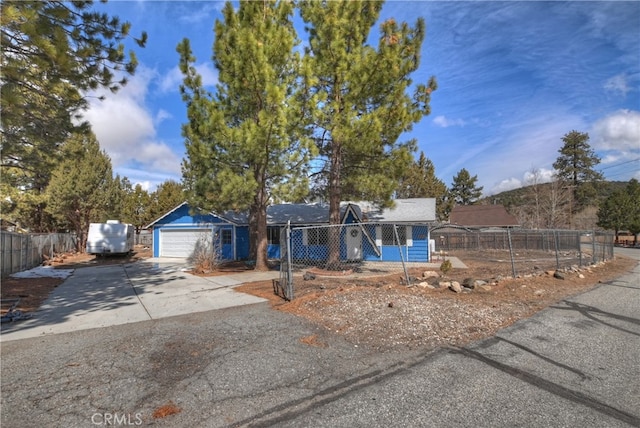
[450,168,483,205]
[299,0,437,264]
[1,0,146,231]
[45,132,114,251]
[179,0,316,270]
[552,130,603,209]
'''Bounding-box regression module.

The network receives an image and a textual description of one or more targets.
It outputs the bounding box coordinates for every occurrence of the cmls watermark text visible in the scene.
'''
[91,413,143,426]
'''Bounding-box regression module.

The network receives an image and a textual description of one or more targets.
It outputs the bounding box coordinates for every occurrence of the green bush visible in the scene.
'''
[440,259,452,276]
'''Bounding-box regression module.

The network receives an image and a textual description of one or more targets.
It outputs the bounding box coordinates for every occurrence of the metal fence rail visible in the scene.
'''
[1,232,77,278]
[278,225,615,300]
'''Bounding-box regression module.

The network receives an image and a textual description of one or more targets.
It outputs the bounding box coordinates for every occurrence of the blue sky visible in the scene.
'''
[84,1,640,195]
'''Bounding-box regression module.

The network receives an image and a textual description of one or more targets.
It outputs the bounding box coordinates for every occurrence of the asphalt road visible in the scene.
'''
[1,249,638,427]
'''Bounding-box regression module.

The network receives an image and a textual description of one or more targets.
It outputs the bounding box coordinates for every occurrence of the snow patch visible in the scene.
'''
[10,266,74,279]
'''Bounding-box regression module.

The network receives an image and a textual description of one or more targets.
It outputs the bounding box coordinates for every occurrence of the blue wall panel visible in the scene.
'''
[235,227,250,260]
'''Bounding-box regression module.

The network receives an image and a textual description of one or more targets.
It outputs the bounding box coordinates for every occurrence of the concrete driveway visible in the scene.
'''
[0,260,277,342]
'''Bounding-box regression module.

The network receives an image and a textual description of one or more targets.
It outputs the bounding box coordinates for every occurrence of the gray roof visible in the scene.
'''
[148,199,436,228]
[355,198,437,223]
[228,203,360,225]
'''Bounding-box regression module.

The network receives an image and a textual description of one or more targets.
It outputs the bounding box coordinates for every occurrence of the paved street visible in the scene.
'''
[1,249,638,427]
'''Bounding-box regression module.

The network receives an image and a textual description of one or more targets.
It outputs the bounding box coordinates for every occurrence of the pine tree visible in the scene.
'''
[299,0,437,264]
[552,130,603,209]
[1,0,146,231]
[178,0,315,270]
[450,168,483,205]
[598,179,640,245]
[627,179,640,245]
[396,152,450,220]
[45,132,114,251]
[121,184,151,235]
[150,180,185,221]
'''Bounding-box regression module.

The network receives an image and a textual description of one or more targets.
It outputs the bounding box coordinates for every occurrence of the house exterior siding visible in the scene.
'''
[149,204,249,260]
[361,224,430,262]
[147,199,434,262]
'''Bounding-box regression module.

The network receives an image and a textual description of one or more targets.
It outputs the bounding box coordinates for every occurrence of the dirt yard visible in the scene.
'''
[237,251,637,350]
[2,247,636,350]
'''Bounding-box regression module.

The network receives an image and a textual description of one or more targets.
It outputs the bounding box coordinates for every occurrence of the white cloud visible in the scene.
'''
[591,110,640,152]
[600,153,625,165]
[158,67,183,93]
[134,181,152,192]
[490,177,522,194]
[604,74,631,97]
[177,2,225,24]
[82,66,182,179]
[159,63,218,93]
[522,168,555,185]
[155,109,172,125]
[489,169,555,195]
[433,115,466,128]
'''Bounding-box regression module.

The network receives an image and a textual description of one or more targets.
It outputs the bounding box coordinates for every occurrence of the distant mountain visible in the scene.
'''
[482,181,629,210]
[478,181,630,230]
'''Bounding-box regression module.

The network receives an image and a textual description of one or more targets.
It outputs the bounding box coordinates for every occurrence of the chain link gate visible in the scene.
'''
[276,222,422,300]
[274,222,294,300]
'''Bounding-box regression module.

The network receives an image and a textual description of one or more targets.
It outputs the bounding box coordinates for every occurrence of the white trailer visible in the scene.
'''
[86,220,134,255]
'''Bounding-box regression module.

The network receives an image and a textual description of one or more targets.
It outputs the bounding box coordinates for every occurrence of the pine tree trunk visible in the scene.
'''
[252,169,269,272]
[327,140,342,269]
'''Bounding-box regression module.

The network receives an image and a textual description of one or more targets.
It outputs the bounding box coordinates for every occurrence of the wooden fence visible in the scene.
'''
[0,232,77,278]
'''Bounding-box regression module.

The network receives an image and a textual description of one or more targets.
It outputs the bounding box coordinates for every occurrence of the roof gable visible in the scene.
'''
[145,202,235,228]
[265,203,360,225]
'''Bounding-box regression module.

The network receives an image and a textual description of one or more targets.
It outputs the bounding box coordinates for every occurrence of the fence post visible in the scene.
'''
[507,228,517,278]
[577,231,582,267]
[394,225,410,286]
[10,234,13,277]
[286,221,293,300]
[554,230,560,270]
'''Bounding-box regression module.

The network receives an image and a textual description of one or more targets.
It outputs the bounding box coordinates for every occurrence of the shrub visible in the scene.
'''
[440,259,452,276]
[189,233,222,274]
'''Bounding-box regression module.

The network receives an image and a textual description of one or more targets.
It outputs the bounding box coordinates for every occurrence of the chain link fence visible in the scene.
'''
[1,232,77,278]
[135,231,153,247]
[433,228,614,277]
[276,223,433,300]
[276,224,615,300]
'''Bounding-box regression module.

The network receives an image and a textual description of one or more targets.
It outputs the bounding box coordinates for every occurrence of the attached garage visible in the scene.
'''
[146,202,247,259]
[159,228,211,258]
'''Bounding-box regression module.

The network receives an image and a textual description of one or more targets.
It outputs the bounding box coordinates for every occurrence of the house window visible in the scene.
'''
[307,228,328,246]
[221,229,232,245]
[267,227,280,245]
[381,225,406,245]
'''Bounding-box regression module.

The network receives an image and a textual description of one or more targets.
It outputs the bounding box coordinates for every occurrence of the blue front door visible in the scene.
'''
[216,227,234,260]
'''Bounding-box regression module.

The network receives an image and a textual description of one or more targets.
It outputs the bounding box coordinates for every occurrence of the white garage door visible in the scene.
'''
[160,228,211,258]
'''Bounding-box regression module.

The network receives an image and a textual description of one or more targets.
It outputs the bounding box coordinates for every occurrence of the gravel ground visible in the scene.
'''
[237,252,636,351]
